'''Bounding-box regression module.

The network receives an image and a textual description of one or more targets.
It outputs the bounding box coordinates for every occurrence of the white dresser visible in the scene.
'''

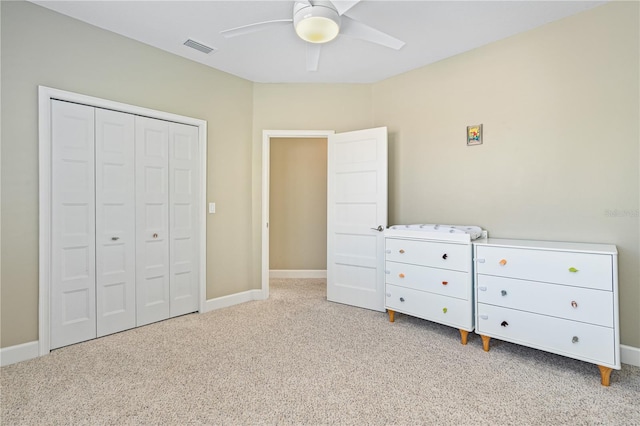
[384,227,482,344]
[474,239,619,385]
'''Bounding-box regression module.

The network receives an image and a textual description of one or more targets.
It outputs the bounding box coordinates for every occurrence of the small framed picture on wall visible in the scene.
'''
[467,124,483,146]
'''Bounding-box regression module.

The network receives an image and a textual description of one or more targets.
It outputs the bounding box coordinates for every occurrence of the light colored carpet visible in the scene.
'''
[1,278,639,425]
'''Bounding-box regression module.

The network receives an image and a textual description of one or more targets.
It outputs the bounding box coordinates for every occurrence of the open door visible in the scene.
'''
[327,127,388,311]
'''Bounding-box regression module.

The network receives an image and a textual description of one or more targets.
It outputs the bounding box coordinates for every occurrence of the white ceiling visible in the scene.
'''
[31,0,606,83]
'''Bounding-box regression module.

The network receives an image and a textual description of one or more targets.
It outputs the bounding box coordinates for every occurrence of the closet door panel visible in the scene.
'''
[95,108,136,337]
[136,116,170,326]
[169,123,200,317]
[51,100,96,349]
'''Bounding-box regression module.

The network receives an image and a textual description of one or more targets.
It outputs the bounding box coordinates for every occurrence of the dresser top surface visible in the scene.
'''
[475,238,617,255]
[385,228,486,243]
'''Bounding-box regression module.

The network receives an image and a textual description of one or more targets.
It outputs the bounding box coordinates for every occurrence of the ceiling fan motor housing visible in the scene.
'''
[293,1,341,44]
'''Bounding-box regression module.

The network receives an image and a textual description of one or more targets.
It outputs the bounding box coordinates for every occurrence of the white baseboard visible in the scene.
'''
[270,269,327,279]
[203,289,264,313]
[0,341,40,367]
[621,344,640,367]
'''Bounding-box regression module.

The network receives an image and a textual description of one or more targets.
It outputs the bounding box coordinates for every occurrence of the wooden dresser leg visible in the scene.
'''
[459,329,469,345]
[597,365,613,386]
[480,335,491,352]
[388,309,395,323]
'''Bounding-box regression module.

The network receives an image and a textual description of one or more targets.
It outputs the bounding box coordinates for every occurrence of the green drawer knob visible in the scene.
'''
[569,267,579,273]
[442,307,448,314]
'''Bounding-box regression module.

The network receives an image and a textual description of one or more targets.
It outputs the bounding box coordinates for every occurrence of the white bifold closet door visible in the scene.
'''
[51,101,199,349]
[135,117,171,326]
[168,122,200,317]
[95,108,136,337]
[51,101,97,349]
[135,117,200,325]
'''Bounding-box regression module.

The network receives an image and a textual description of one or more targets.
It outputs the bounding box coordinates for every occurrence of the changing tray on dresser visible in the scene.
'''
[473,238,620,386]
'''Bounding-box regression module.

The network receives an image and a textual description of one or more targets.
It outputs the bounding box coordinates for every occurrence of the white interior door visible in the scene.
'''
[135,116,170,326]
[326,127,388,311]
[169,122,200,317]
[50,100,96,349]
[95,108,136,337]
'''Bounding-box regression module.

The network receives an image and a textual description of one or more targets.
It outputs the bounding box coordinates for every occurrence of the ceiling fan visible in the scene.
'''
[220,0,405,72]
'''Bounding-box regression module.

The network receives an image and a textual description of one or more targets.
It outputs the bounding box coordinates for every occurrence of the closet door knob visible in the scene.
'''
[571,301,578,308]
[153,233,158,239]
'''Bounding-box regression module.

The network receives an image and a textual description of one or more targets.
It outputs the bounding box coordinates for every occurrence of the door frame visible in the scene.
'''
[261,130,334,299]
[38,86,208,356]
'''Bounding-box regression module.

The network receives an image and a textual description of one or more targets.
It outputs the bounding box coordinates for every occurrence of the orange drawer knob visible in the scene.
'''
[399,273,405,278]
[499,259,507,266]
[442,281,448,286]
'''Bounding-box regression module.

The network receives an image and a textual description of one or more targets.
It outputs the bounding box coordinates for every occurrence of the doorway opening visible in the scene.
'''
[261,130,334,299]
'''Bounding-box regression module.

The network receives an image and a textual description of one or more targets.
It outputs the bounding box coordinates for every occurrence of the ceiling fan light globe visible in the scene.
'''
[296,16,339,43]
[293,4,341,44]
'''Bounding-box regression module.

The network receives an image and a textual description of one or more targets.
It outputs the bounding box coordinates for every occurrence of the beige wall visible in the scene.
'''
[373,2,639,347]
[0,1,254,347]
[269,138,327,270]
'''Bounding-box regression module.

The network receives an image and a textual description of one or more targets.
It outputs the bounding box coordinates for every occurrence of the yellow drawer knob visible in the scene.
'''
[442,307,448,314]
[569,267,579,273]
[499,259,507,266]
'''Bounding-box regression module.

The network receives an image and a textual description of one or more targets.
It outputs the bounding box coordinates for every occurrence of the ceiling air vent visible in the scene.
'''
[183,39,216,54]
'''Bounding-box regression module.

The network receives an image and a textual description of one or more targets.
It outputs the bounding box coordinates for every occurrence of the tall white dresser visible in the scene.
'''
[474,239,620,386]
[384,225,485,344]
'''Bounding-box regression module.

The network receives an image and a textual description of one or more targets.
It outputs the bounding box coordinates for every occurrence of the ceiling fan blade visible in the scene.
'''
[330,0,361,16]
[220,19,292,38]
[306,43,321,72]
[339,16,405,50]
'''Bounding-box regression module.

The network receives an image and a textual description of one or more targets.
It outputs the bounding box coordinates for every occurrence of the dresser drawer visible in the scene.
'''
[386,284,473,330]
[475,246,613,291]
[386,261,469,300]
[477,303,615,366]
[476,275,614,327]
[386,238,470,272]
